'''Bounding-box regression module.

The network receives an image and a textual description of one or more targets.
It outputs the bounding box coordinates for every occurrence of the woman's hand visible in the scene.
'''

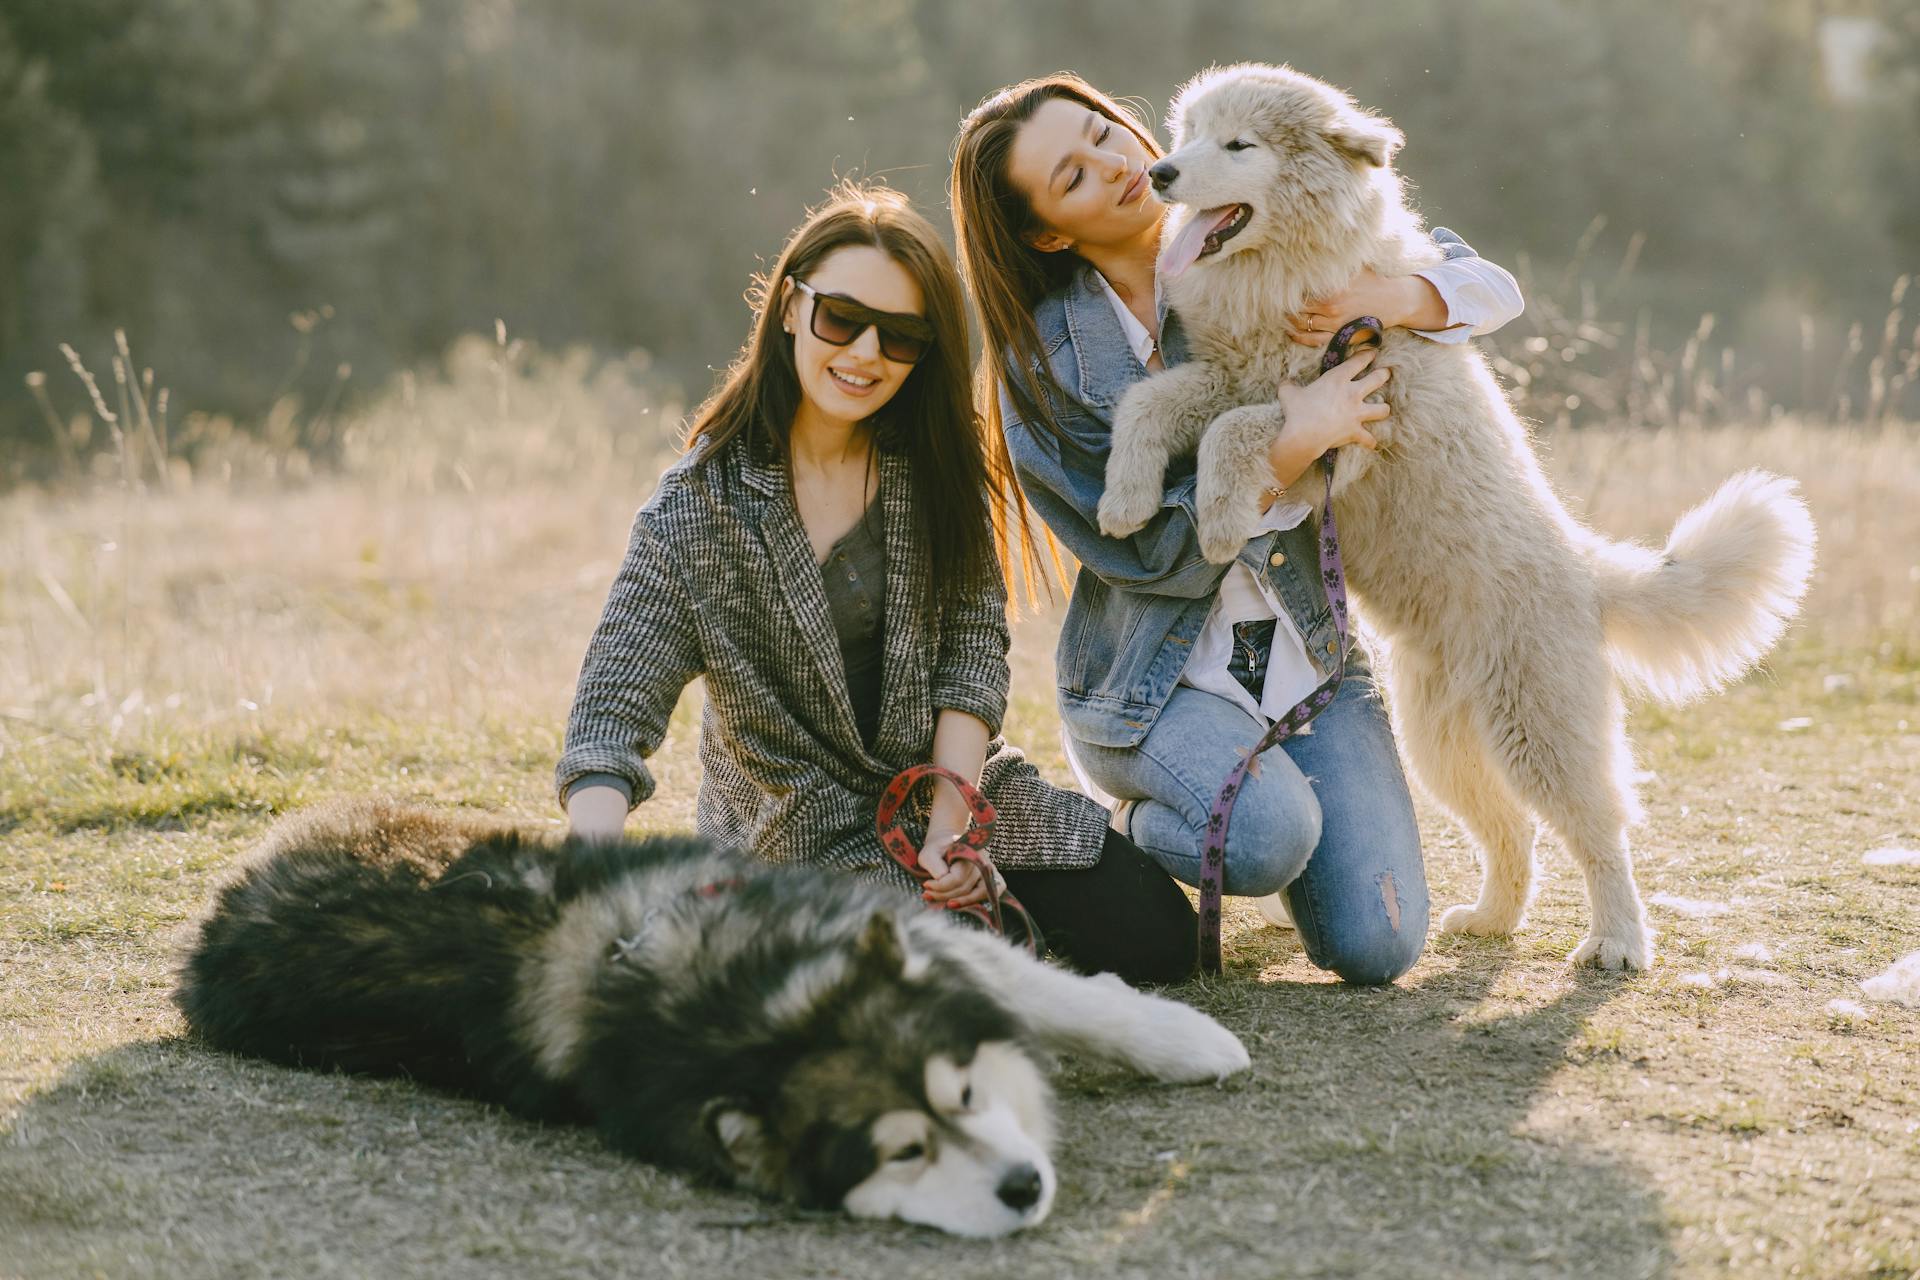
[919,829,996,909]
[917,710,995,909]
[1275,348,1391,456]
[1286,269,1448,346]
[565,784,629,844]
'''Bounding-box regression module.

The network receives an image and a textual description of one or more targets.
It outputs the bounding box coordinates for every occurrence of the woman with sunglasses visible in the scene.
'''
[951,75,1524,984]
[556,181,1199,984]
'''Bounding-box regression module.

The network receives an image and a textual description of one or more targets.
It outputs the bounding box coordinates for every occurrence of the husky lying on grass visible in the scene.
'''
[175,799,1249,1238]
[1098,63,1815,971]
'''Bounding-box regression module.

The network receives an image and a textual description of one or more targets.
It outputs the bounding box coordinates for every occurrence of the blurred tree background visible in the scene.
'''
[1,0,1916,467]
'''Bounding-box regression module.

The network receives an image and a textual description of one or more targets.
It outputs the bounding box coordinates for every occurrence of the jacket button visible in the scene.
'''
[1326,641,1337,655]
[1268,552,1286,567]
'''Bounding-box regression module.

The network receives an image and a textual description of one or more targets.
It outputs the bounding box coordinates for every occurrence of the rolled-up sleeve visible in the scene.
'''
[1410,227,1525,343]
[928,552,1012,737]
[553,510,703,811]
[1001,389,1230,601]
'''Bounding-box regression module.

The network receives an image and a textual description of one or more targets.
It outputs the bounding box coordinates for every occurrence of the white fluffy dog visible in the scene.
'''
[1099,63,1816,970]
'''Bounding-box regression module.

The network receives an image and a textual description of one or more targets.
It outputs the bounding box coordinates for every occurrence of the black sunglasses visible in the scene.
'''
[789,277,935,364]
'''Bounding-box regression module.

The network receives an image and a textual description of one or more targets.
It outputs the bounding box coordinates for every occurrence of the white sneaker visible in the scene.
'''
[1255,892,1297,930]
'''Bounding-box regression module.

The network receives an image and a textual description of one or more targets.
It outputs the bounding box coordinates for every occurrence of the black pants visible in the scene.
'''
[1000,827,1197,986]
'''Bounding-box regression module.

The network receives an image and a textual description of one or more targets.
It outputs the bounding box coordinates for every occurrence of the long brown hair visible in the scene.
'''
[685,180,1000,608]
[950,74,1164,597]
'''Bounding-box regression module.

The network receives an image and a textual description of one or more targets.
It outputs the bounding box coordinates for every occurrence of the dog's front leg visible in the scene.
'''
[927,928,1249,1083]
[1099,363,1231,538]
[1194,403,1287,564]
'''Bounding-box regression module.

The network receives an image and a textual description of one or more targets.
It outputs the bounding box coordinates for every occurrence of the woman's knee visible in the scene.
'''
[1108,924,1198,986]
[1223,772,1323,897]
[1041,905,1196,986]
[1324,930,1426,985]
[1307,879,1430,985]
[1015,828,1199,986]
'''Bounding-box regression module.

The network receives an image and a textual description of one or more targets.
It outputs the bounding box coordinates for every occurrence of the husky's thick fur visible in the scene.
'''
[175,799,1249,1237]
[1099,64,1816,971]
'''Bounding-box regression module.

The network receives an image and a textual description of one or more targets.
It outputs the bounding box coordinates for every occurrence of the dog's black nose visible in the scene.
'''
[1148,160,1178,192]
[997,1163,1044,1211]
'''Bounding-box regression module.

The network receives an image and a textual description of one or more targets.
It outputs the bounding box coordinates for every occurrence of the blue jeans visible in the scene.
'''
[1070,664,1429,985]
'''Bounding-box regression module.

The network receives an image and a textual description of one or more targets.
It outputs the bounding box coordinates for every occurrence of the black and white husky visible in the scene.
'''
[175,799,1249,1238]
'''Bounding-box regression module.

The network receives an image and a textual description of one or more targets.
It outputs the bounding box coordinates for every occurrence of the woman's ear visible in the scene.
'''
[1025,229,1074,255]
[778,280,797,334]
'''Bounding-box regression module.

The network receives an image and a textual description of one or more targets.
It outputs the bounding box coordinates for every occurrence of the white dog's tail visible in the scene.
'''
[1591,470,1816,705]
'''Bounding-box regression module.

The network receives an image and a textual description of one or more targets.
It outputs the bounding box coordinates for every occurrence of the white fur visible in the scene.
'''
[842,1047,1057,1238]
[913,917,1252,1082]
[1105,64,1818,970]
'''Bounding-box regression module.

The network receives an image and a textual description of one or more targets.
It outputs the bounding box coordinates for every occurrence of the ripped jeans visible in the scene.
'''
[1069,655,1430,985]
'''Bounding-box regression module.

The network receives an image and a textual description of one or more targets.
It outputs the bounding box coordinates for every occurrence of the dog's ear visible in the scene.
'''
[702,1098,784,1193]
[1328,109,1403,168]
[854,911,906,979]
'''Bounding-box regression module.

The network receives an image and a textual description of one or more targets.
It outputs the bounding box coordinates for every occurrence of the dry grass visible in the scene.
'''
[4,411,1915,739]
[2,397,1918,1278]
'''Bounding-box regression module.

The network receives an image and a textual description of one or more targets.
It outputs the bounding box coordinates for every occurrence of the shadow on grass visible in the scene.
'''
[0,1037,754,1280]
[1037,931,1675,1279]
[0,944,1674,1280]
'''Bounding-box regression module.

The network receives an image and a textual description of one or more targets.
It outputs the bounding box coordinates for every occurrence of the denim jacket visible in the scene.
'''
[1001,230,1496,751]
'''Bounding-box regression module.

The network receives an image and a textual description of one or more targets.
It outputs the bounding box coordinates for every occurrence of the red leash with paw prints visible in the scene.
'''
[874,764,1044,956]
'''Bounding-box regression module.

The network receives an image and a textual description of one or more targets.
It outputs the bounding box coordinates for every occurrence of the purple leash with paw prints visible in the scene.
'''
[1194,316,1381,974]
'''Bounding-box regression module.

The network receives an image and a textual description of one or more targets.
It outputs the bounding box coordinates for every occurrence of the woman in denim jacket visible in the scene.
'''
[951,74,1524,983]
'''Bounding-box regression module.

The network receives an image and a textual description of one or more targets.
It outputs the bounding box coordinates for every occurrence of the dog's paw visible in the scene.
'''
[1567,928,1653,971]
[1198,523,1244,565]
[1097,484,1157,539]
[1126,997,1251,1083]
[1193,495,1253,565]
[1437,903,1522,937]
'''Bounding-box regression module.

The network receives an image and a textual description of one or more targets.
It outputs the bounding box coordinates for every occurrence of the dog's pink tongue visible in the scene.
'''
[1160,205,1239,281]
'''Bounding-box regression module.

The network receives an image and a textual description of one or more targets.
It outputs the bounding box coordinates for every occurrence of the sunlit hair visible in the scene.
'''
[685,179,1009,609]
[950,74,1165,597]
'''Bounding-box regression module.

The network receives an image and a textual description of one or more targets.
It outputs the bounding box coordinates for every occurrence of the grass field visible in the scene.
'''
[2,416,1917,1279]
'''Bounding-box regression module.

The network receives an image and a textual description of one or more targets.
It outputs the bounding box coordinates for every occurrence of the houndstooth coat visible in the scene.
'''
[554,432,1110,893]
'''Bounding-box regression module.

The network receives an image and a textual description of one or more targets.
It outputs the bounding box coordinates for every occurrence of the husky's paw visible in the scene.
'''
[1568,927,1653,972]
[1097,481,1158,539]
[1127,998,1251,1083]
[1437,903,1522,937]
